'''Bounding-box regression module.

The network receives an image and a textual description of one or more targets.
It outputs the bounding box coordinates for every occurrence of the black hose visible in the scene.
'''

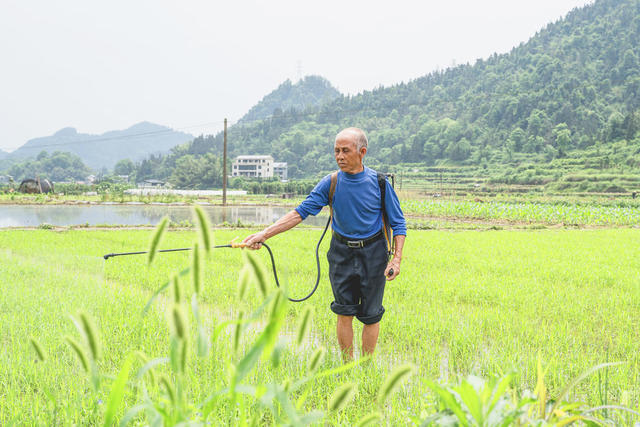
[103,215,332,302]
[263,215,331,302]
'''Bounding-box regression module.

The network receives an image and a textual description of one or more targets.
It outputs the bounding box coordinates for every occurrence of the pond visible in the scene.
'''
[0,204,329,228]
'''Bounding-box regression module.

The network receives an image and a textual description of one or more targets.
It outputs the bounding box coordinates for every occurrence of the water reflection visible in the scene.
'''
[0,205,329,227]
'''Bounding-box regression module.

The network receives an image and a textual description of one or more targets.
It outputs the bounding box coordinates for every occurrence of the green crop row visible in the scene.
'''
[402,199,640,225]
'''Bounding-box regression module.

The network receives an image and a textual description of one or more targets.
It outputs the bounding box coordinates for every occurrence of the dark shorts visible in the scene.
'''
[327,232,389,324]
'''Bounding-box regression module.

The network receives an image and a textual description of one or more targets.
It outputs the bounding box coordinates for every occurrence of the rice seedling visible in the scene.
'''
[11,208,396,425]
[2,221,640,424]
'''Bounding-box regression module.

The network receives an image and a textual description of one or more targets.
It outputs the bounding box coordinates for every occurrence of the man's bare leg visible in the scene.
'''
[362,322,380,356]
[336,315,354,361]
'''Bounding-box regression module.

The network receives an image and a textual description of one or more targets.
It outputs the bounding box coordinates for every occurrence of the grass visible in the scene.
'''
[1,227,640,424]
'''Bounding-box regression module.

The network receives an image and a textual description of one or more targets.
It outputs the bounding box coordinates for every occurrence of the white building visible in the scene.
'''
[273,162,288,180]
[232,155,274,178]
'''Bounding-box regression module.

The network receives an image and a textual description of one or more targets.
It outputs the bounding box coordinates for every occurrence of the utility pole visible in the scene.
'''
[223,118,227,206]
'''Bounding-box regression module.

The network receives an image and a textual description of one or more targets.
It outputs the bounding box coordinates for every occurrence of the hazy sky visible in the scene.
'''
[0,0,592,152]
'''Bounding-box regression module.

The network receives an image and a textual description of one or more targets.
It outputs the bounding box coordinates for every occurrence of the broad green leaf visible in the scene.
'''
[457,380,483,424]
[103,353,135,427]
[425,379,468,423]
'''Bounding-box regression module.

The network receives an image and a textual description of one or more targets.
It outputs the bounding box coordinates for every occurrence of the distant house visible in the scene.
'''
[273,162,288,181]
[0,175,12,184]
[139,179,166,188]
[232,155,274,178]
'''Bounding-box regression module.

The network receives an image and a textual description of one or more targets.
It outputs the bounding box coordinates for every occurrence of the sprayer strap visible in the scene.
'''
[377,172,393,257]
[328,171,338,221]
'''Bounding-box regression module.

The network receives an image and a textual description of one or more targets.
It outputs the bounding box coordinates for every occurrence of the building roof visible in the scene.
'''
[273,162,287,167]
[235,155,274,160]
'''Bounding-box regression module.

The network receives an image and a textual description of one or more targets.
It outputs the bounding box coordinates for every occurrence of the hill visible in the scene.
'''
[7,122,194,170]
[129,76,342,187]
[203,0,639,190]
[116,0,640,193]
[239,75,341,123]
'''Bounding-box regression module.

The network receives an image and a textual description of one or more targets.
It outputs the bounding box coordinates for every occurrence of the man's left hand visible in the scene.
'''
[384,258,401,281]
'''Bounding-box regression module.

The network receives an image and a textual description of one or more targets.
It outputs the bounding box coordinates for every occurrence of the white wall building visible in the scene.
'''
[273,162,287,180]
[232,155,274,178]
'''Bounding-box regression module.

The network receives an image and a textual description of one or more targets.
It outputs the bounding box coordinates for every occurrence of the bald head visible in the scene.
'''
[336,127,368,152]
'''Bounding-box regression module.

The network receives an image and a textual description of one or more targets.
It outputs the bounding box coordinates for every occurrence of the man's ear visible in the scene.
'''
[360,146,367,157]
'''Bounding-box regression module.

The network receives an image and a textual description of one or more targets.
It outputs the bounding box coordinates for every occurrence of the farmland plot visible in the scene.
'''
[1,228,639,424]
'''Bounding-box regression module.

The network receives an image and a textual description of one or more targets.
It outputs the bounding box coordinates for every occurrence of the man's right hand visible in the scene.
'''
[242,231,267,250]
[241,210,303,250]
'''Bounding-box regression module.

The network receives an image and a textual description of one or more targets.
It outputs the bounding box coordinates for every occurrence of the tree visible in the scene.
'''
[169,155,203,189]
[445,138,471,161]
[114,159,135,175]
[553,123,572,155]
[606,112,626,141]
[6,151,92,182]
[527,109,550,138]
[509,128,527,152]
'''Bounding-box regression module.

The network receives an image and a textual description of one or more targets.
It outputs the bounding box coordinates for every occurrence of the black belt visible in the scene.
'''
[332,231,383,248]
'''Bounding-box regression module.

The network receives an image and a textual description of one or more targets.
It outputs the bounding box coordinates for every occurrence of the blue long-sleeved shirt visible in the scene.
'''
[295,166,407,239]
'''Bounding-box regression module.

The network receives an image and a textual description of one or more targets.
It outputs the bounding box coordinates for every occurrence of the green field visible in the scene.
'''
[2,227,640,424]
[401,198,640,226]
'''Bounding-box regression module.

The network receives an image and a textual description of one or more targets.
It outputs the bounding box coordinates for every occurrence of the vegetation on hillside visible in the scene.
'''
[6,151,92,182]
[128,0,640,192]
[240,75,341,123]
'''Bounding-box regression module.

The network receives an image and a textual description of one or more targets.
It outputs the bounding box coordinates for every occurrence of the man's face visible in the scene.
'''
[334,133,366,174]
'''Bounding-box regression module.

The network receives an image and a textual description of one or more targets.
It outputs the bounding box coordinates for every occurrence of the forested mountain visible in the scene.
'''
[240,76,341,123]
[217,0,639,178]
[125,0,640,190]
[7,122,193,170]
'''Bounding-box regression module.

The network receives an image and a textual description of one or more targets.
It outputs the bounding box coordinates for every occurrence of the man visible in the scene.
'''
[243,127,406,360]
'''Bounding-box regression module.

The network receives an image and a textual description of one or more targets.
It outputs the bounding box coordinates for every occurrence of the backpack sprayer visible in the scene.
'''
[103,173,395,303]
